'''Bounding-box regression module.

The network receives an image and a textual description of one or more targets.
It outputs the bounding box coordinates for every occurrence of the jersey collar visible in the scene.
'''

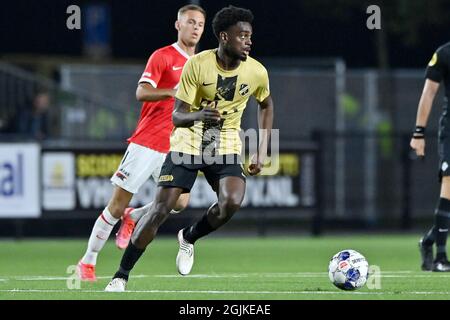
[172,42,191,60]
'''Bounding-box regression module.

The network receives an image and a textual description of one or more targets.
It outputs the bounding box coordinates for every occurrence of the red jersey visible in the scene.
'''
[127,43,190,153]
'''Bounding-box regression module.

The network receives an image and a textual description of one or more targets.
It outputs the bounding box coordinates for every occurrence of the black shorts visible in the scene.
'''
[158,152,246,192]
[438,114,450,180]
[438,137,450,181]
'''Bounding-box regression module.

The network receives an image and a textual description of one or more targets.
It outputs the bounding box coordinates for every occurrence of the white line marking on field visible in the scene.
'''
[0,289,450,296]
[0,275,150,282]
[0,271,446,282]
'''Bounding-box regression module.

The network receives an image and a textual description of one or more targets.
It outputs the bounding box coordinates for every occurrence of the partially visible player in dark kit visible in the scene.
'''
[411,42,450,272]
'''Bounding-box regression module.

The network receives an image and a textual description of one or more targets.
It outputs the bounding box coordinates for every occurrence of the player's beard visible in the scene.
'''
[238,47,248,61]
[224,46,246,62]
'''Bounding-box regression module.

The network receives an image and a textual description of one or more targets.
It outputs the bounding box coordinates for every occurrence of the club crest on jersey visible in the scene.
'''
[239,83,250,96]
[428,53,438,67]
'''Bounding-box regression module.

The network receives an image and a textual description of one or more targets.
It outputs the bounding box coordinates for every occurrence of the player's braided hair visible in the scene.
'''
[212,5,254,40]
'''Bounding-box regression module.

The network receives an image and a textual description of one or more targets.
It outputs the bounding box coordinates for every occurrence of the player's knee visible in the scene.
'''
[152,201,173,221]
[219,196,242,215]
[107,199,127,219]
[131,218,159,247]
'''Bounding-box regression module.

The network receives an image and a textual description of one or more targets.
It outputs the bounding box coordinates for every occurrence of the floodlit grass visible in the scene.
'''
[0,235,449,300]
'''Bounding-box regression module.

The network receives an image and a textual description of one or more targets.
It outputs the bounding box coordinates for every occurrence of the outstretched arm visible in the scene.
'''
[410,79,440,156]
[248,95,274,175]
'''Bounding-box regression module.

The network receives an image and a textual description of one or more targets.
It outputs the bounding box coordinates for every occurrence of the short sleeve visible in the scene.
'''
[425,49,447,83]
[175,57,199,105]
[138,50,167,88]
[253,67,270,103]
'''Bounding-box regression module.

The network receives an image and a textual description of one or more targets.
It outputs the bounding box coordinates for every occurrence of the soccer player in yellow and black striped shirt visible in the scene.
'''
[106,6,274,291]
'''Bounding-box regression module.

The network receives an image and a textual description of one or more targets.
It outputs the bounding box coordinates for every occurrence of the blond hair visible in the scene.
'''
[177,4,206,20]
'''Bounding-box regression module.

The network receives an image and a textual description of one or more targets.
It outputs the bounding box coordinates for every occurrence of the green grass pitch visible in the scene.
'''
[0,234,449,300]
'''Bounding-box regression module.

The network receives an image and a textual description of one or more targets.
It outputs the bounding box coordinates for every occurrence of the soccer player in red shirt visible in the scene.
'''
[76,4,206,281]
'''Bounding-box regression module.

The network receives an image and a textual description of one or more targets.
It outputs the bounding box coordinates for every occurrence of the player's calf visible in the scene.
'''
[131,203,173,248]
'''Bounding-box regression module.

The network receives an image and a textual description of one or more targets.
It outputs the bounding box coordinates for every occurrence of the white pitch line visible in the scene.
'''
[0,275,150,282]
[0,289,450,296]
[0,271,444,282]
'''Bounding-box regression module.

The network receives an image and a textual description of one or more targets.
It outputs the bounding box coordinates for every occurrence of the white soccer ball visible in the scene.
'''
[328,249,369,290]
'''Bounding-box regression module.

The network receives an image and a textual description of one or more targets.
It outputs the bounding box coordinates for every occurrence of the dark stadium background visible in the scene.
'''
[0,0,449,237]
[1,0,448,68]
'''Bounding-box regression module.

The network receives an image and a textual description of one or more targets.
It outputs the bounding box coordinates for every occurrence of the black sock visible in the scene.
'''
[183,213,216,244]
[434,198,450,261]
[422,226,435,246]
[113,242,145,281]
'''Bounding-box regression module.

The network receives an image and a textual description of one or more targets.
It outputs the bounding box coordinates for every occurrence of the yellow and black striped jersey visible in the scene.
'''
[172,49,270,155]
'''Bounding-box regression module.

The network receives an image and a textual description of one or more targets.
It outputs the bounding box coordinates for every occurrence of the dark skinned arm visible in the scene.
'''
[248,95,274,176]
[172,99,221,128]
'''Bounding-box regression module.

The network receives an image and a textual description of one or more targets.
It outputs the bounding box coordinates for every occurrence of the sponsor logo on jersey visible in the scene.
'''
[159,175,174,182]
[119,168,130,177]
[215,75,237,101]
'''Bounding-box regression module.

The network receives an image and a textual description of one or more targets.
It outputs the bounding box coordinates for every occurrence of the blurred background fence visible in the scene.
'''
[0,58,444,237]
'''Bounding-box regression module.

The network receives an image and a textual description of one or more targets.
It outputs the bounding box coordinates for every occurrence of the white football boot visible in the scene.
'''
[104,278,127,292]
[176,229,194,276]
